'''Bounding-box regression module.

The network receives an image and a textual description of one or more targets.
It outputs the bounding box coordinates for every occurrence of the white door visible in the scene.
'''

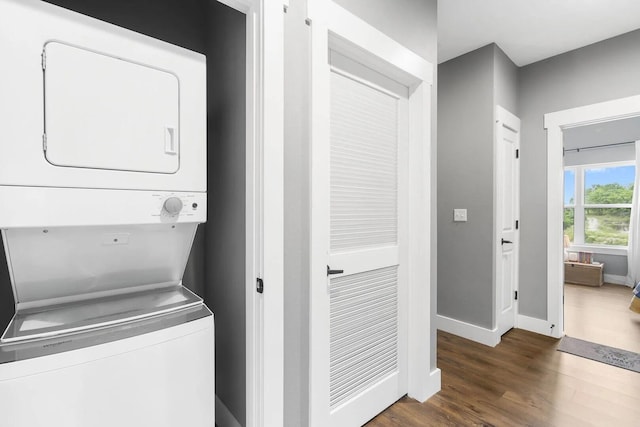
[495,106,520,336]
[309,3,437,425]
[310,29,410,427]
[326,56,409,426]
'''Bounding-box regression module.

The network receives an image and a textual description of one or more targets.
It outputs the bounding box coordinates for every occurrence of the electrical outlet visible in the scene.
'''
[453,208,467,222]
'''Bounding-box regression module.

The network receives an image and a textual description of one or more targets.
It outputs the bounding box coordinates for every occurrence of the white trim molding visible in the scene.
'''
[219,0,284,426]
[544,94,640,340]
[437,315,501,347]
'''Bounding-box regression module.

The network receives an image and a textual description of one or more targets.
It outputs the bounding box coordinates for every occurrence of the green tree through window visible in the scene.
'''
[564,164,635,246]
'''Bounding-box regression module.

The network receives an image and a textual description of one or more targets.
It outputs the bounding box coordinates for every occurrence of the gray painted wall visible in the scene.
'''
[593,253,628,276]
[493,45,519,116]
[283,0,438,425]
[437,44,495,328]
[438,44,518,329]
[518,29,640,319]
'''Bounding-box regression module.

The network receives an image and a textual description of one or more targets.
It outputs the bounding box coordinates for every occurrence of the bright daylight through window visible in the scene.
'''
[564,163,635,246]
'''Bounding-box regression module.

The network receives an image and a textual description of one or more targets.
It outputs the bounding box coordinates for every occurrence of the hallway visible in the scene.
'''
[368,325,640,426]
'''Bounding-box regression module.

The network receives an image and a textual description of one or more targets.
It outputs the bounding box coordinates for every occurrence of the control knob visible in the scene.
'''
[163,196,183,215]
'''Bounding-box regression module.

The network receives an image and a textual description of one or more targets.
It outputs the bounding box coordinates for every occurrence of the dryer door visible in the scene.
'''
[43,42,180,174]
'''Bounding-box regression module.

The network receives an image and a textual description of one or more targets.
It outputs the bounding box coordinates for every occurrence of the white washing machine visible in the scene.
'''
[0,1,214,425]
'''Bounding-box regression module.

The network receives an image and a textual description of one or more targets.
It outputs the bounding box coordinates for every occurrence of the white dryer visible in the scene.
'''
[0,1,213,425]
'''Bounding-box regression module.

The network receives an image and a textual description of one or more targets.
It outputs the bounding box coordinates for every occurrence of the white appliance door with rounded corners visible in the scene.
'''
[0,0,206,193]
[44,42,180,174]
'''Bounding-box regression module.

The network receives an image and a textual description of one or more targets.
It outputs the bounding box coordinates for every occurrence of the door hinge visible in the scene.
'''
[256,278,264,294]
[514,291,518,300]
[515,220,519,230]
[515,149,519,159]
[41,50,46,70]
[42,134,47,151]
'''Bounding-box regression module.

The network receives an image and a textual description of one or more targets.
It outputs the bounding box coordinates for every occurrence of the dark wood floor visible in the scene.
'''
[367,284,640,426]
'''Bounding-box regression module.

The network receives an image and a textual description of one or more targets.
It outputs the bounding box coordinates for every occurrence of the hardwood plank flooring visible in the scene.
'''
[564,283,640,353]
[366,284,640,426]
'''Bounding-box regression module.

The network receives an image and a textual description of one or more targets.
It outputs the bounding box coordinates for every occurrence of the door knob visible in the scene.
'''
[327,265,344,276]
[501,238,513,245]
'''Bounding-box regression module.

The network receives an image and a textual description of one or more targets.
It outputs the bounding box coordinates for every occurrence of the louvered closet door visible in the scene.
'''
[327,62,408,426]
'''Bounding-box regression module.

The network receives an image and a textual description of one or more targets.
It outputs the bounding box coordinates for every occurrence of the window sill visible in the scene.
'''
[567,244,628,257]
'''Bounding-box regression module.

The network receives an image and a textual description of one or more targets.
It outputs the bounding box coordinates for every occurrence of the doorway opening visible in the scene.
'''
[544,94,640,340]
[561,117,640,353]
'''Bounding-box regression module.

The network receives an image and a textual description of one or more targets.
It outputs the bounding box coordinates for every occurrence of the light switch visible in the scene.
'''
[453,209,467,222]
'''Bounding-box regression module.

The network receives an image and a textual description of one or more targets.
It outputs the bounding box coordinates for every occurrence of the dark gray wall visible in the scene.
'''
[205,3,246,425]
[518,29,640,319]
[43,0,207,53]
[438,45,495,328]
[0,239,13,331]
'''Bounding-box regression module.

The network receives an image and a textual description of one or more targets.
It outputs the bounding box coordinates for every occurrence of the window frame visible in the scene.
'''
[564,160,634,254]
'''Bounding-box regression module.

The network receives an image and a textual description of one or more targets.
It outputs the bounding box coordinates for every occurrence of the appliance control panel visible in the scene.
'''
[153,193,205,222]
[0,186,207,228]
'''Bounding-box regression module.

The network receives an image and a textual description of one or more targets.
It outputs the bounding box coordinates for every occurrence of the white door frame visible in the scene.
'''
[544,94,640,339]
[494,105,520,336]
[308,3,439,424]
[216,0,284,426]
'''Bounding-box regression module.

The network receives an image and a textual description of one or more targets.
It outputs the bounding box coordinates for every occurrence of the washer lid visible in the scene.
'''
[1,285,202,344]
[3,223,198,306]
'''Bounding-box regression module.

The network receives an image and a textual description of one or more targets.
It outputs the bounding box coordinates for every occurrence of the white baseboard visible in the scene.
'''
[409,368,441,403]
[517,314,557,337]
[216,395,241,427]
[604,274,629,286]
[437,314,500,347]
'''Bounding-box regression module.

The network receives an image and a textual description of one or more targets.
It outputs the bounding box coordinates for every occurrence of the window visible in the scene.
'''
[564,162,635,247]
[564,169,575,242]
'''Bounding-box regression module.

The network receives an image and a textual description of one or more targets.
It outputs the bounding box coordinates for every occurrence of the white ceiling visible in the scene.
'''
[438,0,640,66]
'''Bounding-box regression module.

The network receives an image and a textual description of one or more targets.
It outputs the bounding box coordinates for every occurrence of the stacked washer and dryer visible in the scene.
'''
[0,0,214,425]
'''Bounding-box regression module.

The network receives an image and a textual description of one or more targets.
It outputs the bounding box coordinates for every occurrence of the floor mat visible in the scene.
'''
[557,336,640,373]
